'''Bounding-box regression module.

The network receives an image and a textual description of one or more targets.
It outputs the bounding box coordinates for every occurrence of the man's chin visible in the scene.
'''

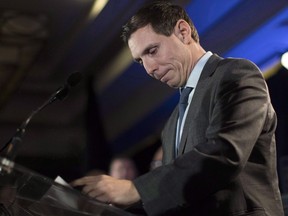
[165,82,179,89]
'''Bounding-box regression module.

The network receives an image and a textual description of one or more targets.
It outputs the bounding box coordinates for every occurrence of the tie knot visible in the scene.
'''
[180,87,193,104]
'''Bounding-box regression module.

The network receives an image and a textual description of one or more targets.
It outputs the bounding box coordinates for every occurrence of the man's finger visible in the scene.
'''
[70,178,85,187]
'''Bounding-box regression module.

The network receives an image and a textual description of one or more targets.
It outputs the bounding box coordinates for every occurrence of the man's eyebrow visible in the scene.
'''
[142,44,158,55]
[132,43,158,64]
[136,43,158,60]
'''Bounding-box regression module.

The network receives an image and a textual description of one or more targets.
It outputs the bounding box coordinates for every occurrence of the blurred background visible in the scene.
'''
[0,0,288,202]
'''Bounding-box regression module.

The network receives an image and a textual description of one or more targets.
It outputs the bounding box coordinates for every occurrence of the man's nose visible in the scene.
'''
[143,59,157,78]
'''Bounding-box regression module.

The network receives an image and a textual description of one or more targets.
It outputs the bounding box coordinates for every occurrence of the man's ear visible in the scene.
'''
[174,19,192,44]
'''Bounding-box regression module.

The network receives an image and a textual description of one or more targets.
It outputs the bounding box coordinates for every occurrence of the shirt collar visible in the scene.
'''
[184,51,212,89]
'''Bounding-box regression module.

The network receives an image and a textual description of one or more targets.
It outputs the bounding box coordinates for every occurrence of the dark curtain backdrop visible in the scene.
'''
[267,66,288,194]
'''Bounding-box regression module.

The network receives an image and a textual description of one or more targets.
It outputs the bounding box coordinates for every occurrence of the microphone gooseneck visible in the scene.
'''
[0,72,82,160]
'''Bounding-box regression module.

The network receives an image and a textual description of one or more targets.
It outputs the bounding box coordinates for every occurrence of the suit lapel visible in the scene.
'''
[178,54,223,156]
[163,108,178,163]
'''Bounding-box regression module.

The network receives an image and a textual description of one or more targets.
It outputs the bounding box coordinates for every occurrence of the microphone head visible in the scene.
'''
[67,72,82,87]
[55,72,82,101]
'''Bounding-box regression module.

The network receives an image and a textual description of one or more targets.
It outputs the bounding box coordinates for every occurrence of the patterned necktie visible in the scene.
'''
[176,87,193,153]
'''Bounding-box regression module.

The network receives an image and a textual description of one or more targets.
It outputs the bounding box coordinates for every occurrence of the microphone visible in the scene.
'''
[49,71,82,102]
[0,72,82,160]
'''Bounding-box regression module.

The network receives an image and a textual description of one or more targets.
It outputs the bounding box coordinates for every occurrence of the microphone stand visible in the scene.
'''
[0,72,81,216]
[0,72,82,161]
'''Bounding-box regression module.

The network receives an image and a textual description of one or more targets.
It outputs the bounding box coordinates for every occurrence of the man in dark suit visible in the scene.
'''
[72,2,284,215]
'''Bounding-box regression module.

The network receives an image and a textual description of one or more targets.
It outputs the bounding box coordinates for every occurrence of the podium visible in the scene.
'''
[0,157,136,216]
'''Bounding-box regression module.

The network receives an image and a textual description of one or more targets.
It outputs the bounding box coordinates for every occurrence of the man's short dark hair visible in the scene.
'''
[121,1,199,44]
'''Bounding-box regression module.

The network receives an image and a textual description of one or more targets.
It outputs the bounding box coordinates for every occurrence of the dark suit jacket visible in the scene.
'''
[133,55,284,216]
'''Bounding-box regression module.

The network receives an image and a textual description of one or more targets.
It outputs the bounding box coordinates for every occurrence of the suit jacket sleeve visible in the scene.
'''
[133,57,277,215]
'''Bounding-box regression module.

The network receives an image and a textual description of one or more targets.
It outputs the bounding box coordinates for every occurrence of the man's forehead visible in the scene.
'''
[128,25,158,56]
[129,25,150,42]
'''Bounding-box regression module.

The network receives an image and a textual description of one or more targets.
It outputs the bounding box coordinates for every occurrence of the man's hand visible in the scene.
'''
[71,175,140,206]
